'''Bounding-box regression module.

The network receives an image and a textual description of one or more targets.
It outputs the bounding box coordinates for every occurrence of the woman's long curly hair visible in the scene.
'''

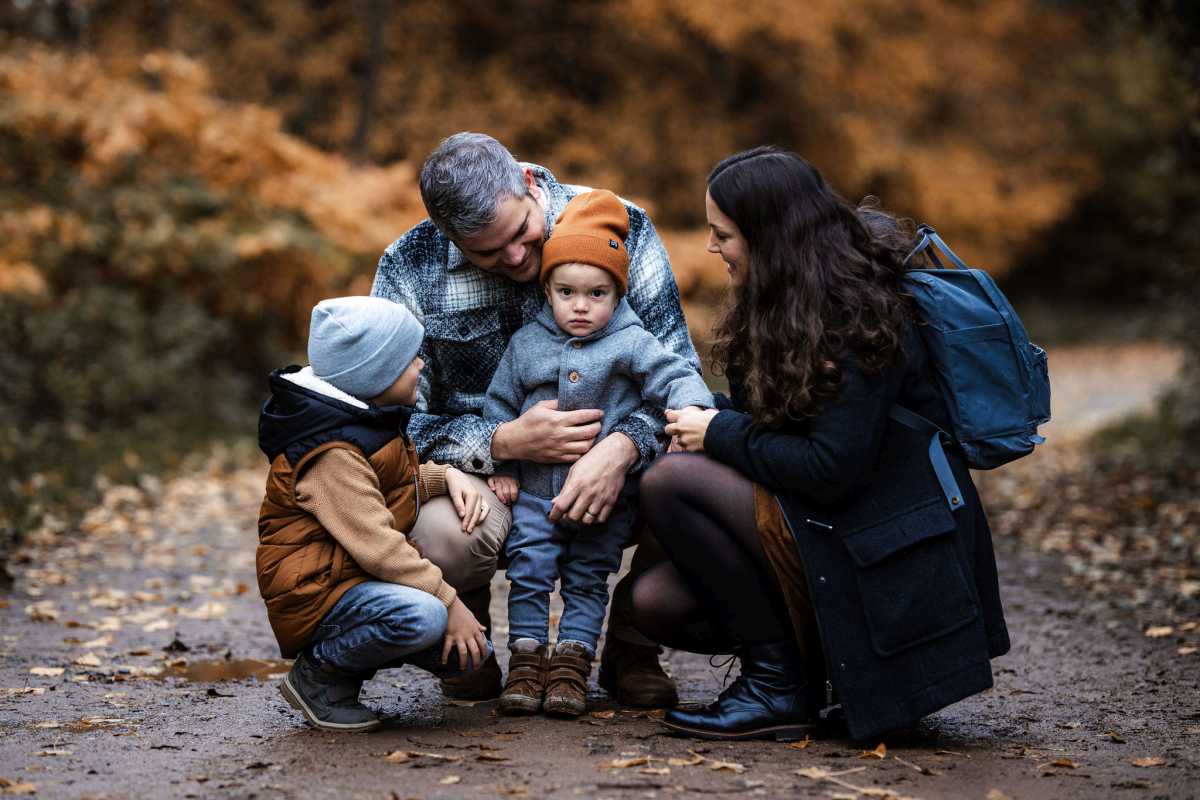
[708,147,915,427]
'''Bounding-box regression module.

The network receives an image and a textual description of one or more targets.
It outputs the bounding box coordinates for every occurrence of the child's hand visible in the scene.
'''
[445,467,490,533]
[488,475,520,505]
[442,597,488,671]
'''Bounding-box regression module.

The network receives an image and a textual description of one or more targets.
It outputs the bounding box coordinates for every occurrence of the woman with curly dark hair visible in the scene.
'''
[633,147,1009,741]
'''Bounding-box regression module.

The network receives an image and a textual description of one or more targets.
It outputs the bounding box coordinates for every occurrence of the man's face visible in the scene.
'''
[455,170,548,283]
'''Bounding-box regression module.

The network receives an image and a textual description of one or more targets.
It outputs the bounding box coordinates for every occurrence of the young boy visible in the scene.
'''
[482,191,714,717]
[257,296,497,732]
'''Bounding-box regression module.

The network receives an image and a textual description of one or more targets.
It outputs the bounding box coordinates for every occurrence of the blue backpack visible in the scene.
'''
[890,225,1051,508]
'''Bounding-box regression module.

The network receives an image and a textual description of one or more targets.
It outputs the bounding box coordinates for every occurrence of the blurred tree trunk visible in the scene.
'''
[351,0,390,164]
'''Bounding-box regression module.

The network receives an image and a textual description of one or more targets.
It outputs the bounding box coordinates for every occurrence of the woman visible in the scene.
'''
[633,147,1009,742]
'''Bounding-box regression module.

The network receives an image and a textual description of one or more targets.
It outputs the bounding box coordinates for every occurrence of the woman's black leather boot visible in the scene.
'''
[661,641,817,740]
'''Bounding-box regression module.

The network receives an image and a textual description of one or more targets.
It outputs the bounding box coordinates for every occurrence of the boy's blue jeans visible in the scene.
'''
[307,581,492,678]
[505,492,632,653]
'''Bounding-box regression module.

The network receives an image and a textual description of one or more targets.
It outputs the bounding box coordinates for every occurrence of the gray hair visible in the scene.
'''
[419,132,529,242]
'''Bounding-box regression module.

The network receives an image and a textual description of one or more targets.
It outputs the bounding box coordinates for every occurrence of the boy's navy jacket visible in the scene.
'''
[704,324,1010,741]
[483,298,714,500]
[259,366,411,467]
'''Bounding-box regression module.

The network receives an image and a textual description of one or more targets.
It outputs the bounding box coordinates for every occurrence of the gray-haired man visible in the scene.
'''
[371,132,699,707]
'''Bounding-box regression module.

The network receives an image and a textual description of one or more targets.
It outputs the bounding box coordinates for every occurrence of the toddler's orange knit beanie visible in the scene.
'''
[540,190,630,294]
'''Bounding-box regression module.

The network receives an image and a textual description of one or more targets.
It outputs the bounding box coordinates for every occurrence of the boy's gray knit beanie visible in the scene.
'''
[308,296,424,401]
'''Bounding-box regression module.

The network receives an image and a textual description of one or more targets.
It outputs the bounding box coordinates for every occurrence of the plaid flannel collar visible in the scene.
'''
[445,163,573,272]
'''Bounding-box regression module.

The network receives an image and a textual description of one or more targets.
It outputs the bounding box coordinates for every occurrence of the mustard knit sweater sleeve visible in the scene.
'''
[295,448,457,607]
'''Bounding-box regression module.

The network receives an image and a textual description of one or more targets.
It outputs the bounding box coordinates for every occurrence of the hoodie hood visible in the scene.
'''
[533,297,644,343]
[258,366,411,463]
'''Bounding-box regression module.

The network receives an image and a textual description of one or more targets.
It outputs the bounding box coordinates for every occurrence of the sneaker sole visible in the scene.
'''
[279,674,381,732]
[660,717,815,742]
[498,699,542,716]
[543,697,586,717]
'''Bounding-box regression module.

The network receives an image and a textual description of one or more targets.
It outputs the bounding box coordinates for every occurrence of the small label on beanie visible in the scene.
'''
[609,239,620,250]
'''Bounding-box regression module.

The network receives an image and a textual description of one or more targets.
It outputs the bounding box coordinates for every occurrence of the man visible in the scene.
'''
[371,132,699,707]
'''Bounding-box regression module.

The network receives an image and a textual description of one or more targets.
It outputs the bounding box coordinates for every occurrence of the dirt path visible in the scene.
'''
[1,343,1197,800]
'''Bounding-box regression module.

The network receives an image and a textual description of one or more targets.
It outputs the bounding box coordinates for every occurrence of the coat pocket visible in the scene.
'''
[841,497,978,657]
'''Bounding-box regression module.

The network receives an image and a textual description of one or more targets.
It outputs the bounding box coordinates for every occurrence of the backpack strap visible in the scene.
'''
[904,225,971,271]
[888,405,966,511]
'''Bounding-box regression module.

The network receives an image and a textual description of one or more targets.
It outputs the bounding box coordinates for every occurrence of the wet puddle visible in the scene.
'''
[162,658,291,682]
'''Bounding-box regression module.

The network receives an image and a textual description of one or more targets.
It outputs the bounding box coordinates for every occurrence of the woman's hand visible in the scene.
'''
[487,474,520,505]
[664,406,720,454]
[442,597,488,671]
[445,467,490,533]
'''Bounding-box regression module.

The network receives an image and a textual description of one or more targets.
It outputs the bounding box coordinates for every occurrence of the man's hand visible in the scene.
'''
[492,399,602,464]
[549,432,637,524]
[445,467,490,533]
[442,597,488,671]
[487,474,520,505]
[664,407,720,454]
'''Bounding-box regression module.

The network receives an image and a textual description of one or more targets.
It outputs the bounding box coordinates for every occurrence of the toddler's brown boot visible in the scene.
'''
[499,639,549,716]
[543,641,592,717]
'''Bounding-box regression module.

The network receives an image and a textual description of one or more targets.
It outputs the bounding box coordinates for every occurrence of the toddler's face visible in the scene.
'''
[371,355,424,406]
[544,263,619,337]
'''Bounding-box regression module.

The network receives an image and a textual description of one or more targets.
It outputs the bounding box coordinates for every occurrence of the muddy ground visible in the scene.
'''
[1,343,1197,800]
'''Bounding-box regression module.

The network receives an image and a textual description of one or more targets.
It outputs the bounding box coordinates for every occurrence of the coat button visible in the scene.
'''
[572,341,582,349]
[568,371,580,383]
[818,576,827,585]
[472,458,483,469]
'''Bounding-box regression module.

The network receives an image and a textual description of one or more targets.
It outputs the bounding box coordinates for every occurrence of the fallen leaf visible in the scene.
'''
[33,721,60,729]
[859,743,887,760]
[439,776,461,785]
[1144,626,1174,638]
[81,635,112,649]
[602,756,650,769]
[142,620,170,633]
[460,730,487,737]
[1039,758,1080,769]
[668,755,705,767]
[935,749,970,758]
[29,667,64,677]
[384,750,461,764]
[1131,757,1167,767]
[476,753,510,763]
[639,767,671,776]
[1179,621,1198,631]
[985,790,1014,800]
[787,735,813,750]
[73,653,101,667]
[1103,730,1126,743]
[1056,721,1081,729]
[0,778,38,795]
[708,759,746,774]
[1178,646,1198,656]
[1,688,45,697]
[24,601,58,622]
[495,785,529,796]
[35,749,72,757]
[589,710,616,719]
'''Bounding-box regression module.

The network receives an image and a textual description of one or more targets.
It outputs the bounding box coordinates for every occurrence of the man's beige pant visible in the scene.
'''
[407,472,510,593]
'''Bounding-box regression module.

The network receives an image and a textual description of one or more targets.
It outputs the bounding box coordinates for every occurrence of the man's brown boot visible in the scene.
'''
[598,638,679,708]
[441,585,503,700]
[543,641,592,717]
[498,639,549,715]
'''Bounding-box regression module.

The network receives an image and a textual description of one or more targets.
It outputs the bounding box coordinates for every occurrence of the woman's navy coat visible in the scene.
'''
[704,325,1010,741]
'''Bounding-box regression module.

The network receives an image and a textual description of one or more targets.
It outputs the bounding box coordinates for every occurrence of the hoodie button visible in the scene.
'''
[568,371,580,383]
[572,341,582,349]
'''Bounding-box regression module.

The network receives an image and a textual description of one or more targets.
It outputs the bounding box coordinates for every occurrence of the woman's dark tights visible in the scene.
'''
[631,453,793,653]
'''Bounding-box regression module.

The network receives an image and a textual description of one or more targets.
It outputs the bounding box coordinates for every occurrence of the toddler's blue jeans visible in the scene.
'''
[505,492,632,654]
[307,581,492,677]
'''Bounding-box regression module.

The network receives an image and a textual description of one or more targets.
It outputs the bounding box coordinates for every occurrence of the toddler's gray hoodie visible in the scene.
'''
[483,298,713,500]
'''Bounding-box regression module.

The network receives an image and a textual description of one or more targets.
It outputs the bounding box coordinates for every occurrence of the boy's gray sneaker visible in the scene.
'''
[279,653,381,732]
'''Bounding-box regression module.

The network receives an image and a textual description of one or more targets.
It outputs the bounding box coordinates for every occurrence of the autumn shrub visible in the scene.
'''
[0,49,394,561]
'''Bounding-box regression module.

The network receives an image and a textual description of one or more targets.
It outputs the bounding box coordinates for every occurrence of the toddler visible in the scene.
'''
[483,191,713,717]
